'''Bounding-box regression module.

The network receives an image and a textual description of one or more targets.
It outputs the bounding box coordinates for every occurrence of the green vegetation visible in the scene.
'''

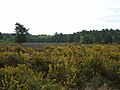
[0,29,120,44]
[0,44,120,90]
[14,22,29,43]
[0,23,120,89]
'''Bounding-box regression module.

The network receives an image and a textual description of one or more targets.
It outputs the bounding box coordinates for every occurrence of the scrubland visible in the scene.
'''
[0,44,120,90]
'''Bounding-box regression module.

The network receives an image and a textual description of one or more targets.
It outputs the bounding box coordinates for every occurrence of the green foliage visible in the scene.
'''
[14,22,29,43]
[0,32,3,40]
[0,44,120,89]
[0,29,120,44]
[0,52,25,67]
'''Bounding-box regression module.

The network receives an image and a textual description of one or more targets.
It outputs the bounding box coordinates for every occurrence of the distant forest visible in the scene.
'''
[0,28,120,44]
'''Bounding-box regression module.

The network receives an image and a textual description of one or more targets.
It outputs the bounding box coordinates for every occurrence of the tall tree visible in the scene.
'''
[105,34,113,44]
[0,32,3,40]
[93,34,102,43]
[14,22,29,43]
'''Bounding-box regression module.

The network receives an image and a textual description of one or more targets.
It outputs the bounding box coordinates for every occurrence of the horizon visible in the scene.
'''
[1,28,119,36]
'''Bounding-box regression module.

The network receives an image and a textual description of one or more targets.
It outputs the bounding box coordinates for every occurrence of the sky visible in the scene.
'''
[0,0,120,35]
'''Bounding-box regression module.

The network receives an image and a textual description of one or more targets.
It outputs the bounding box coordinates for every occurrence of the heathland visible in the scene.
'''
[0,44,120,90]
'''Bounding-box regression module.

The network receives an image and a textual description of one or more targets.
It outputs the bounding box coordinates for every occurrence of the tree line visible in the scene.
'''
[0,23,120,44]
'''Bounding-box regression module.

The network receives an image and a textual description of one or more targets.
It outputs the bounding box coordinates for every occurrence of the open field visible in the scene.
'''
[0,43,71,48]
[0,43,119,48]
[0,44,120,90]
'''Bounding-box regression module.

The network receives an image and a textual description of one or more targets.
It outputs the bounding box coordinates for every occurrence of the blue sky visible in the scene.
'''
[0,0,120,35]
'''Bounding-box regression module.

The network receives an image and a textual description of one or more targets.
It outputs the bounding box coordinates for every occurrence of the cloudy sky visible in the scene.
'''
[0,0,120,35]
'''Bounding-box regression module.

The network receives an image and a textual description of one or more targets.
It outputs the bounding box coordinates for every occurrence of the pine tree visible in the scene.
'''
[15,22,29,43]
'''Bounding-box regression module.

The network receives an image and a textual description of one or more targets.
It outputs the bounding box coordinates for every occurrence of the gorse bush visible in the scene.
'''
[0,44,120,90]
[0,52,26,68]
